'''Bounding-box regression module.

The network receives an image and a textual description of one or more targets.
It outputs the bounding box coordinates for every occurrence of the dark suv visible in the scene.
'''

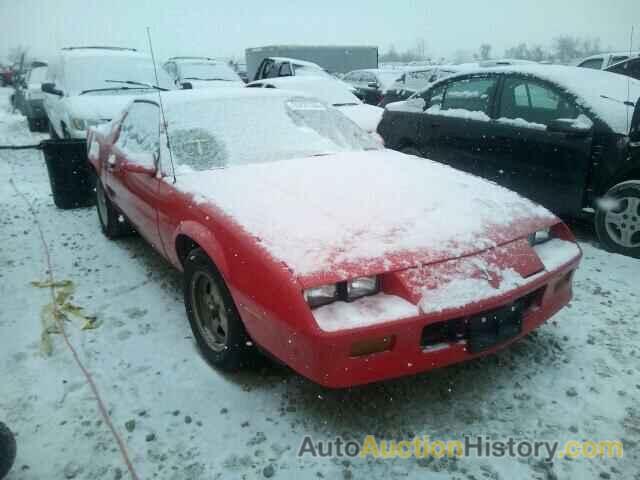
[378,65,640,257]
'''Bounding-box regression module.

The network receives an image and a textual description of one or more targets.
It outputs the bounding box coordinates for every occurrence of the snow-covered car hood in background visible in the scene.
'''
[179,150,557,282]
[186,79,245,89]
[64,93,146,121]
[337,104,383,132]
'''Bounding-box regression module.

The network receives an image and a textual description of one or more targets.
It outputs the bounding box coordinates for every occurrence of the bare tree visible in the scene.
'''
[479,43,492,61]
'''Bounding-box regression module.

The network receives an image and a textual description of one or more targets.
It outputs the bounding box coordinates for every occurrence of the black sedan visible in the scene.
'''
[378,65,640,257]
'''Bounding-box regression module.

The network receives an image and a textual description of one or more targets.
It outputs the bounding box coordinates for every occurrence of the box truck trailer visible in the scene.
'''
[245,45,378,80]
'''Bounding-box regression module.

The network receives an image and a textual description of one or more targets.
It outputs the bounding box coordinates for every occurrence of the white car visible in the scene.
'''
[42,46,175,139]
[162,57,244,89]
[246,76,384,134]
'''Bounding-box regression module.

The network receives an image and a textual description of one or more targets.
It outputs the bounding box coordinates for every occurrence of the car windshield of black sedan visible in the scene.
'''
[166,95,380,171]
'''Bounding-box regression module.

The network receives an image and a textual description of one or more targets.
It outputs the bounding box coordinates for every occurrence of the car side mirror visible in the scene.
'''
[180,82,193,90]
[42,82,63,96]
[547,118,592,136]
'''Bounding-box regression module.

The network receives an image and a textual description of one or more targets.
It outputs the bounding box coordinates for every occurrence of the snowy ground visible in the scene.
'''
[1,86,639,480]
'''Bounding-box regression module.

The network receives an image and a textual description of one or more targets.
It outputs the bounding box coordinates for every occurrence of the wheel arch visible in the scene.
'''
[173,223,230,278]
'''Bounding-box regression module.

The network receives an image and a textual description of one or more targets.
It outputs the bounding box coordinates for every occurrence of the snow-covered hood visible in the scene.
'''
[64,94,142,121]
[337,104,383,133]
[185,79,245,89]
[180,150,557,283]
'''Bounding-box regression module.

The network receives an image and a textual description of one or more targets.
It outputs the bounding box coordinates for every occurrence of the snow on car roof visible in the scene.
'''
[60,49,148,59]
[248,76,360,105]
[439,64,640,135]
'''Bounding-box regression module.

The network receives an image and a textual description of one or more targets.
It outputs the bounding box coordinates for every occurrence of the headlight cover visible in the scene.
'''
[70,118,101,131]
[70,118,86,130]
[303,284,338,309]
[528,228,553,246]
[346,276,380,301]
[304,276,381,309]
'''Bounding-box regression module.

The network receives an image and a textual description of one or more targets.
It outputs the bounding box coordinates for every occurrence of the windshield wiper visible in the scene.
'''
[80,86,143,94]
[332,102,359,107]
[184,77,234,82]
[104,80,168,91]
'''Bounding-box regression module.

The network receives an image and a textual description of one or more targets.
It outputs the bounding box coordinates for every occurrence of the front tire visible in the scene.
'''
[95,179,133,239]
[0,422,16,479]
[595,180,640,258]
[184,248,252,371]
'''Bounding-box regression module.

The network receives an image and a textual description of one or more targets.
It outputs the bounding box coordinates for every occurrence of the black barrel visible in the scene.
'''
[41,139,95,209]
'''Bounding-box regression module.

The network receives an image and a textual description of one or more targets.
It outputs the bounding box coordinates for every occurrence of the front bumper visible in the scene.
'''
[297,245,580,388]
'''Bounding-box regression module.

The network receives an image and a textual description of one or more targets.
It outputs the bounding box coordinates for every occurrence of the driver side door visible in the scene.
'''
[107,100,164,246]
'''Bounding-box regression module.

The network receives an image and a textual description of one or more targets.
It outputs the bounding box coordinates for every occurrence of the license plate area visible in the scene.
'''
[466,303,523,353]
[420,288,543,353]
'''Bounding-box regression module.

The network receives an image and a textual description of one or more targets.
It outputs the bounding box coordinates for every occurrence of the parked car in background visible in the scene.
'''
[42,46,174,139]
[605,56,640,81]
[252,56,333,81]
[163,57,244,89]
[245,45,378,80]
[87,88,581,387]
[246,76,384,134]
[378,65,640,257]
[11,62,49,131]
[577,51,640,70]
[379,66,459,106]
[342,69,405,105]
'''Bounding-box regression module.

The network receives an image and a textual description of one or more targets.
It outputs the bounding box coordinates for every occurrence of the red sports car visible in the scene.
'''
[87,89,582,388]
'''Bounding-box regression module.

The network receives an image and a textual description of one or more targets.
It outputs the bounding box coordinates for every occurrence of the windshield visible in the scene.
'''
[28,66,47,83]
[376,71,404,89]
[64,55,174,93]
[179,62,241,81]
[166,95,379,171]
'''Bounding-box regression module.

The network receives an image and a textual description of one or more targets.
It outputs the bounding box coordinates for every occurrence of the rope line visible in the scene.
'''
[9,178,140,480]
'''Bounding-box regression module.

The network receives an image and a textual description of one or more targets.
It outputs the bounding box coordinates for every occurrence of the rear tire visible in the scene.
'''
[595,180,640,258]
[0,422,16,479]
[95,179,133,239]
[184,248,252,371]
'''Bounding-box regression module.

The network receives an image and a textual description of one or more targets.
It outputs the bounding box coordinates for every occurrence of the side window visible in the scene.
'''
[259,60,274,79]
[610,55,628,66]
[266,61,282,78]
[441,76,497,113]
[279,62,292,76]
[116,102,160,167]
[499,77,581,125]
[579,58,603,69]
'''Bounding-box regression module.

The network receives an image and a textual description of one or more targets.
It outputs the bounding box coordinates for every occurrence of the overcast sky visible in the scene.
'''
[1,0,639,62]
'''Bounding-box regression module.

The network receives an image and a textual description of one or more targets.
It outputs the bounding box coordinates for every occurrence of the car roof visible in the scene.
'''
[59,48,147,59]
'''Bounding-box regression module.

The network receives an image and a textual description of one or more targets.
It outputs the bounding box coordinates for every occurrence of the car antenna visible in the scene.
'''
[146,27,177,184]
[627,26,635,133]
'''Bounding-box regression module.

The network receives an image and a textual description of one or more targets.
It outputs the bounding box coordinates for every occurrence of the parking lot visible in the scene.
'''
[1,81,640,480]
